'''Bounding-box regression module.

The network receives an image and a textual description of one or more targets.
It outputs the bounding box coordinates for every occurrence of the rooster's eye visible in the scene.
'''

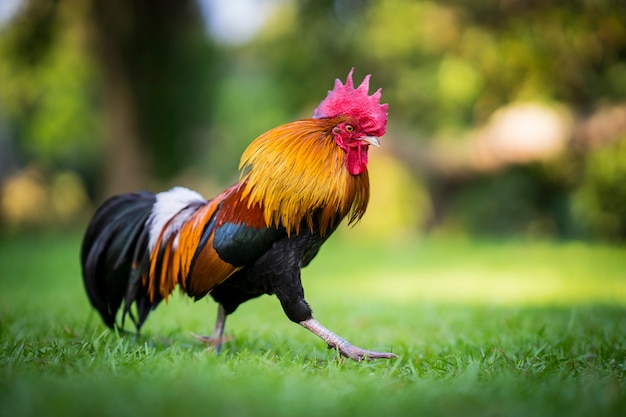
[345,124,354,133]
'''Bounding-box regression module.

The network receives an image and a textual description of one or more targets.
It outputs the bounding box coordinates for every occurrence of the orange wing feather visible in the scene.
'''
[145,188,231,301]
[145,184,271,302]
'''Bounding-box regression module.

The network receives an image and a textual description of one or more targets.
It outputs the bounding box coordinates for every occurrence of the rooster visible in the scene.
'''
[81,69,396,361]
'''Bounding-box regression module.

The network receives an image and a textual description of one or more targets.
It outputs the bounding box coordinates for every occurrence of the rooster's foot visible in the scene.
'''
[191,332,232,351]
[300,318,398,362]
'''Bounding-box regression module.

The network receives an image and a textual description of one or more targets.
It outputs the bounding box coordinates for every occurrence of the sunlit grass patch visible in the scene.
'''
[1,233,625,417]
[310,238,626,306]
[355,267,626,305]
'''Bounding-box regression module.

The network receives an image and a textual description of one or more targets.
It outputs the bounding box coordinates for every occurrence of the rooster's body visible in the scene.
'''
[81,70,395,361]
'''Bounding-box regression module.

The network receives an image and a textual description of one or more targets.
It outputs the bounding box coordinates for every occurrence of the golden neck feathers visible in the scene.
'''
[238,118,370,236]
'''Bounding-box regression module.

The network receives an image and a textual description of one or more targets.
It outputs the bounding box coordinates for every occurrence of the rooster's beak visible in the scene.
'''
[359,136,381,147]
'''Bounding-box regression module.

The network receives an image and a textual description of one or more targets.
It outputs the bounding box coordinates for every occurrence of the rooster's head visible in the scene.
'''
[313,69,388,175]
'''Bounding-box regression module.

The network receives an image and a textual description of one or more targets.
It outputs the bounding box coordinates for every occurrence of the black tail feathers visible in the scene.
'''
[80,191,161,331]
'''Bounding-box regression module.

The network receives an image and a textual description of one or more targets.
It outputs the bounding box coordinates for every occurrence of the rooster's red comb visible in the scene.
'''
[313,68,388,137]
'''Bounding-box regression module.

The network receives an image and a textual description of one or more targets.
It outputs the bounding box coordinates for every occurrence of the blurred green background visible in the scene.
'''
[1,0,626,242]
[2,4,626,415]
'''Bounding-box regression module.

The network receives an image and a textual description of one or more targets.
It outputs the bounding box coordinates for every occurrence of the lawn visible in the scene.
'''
[1,232,625,417]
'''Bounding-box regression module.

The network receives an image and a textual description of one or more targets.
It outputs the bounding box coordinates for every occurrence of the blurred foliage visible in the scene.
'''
[249,0,626,134]
[0,0,100,174]
[1,0,626,241]
[448,164,570,238]
[573,137,626,241]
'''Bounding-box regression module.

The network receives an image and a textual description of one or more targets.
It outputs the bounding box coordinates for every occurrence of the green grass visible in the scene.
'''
[1,233,625,417]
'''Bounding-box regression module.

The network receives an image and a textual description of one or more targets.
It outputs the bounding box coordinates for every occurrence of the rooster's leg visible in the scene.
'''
[299,318,397,362]
[192,303,230,353]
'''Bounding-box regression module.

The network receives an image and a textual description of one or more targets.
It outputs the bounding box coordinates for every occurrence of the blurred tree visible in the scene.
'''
[0,0,99,178]
[0,0,218,200]
[87,0,218,197]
